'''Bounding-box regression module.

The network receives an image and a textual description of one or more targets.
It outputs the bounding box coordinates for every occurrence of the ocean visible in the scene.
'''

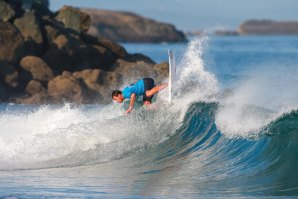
[0,36,298,198]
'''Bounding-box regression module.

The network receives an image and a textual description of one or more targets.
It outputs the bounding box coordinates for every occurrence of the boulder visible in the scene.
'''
[73,69,123,102]
[0,83,8,100]
[152,62,169,83]
[113,59,155,83]
[47,72,87,103]
[81,33,127,58]
[20,56,54,81]
[55,6,91,33]
[0,0,15,22]
[43,34,80,71]
[43,33,118,71]
[44,23,60,44]
[85,44,117,70]
[127,53,155,64]
[14,11,43,44]
[5,0,23,17]
[112,59,168,85]
[0,61,19,88]
[25,79,46,95]
[31,0,52,17]
[16,92,50,104]
[0,21,25,64]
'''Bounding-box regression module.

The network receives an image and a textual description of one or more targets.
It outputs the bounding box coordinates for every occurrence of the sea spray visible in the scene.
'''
[170,36,219,115]
[215,63,298,138]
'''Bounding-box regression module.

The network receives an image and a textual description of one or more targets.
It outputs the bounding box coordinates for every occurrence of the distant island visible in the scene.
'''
[197,20,298,36]
[238,20,298,35]
[82,8,187,43]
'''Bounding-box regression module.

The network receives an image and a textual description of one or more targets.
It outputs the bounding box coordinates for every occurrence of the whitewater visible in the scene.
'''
[1,36,298,198]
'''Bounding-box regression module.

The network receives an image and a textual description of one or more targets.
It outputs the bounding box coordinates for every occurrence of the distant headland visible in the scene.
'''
[81,8,187,43]
[238,20,298,35]
[187,20,298,36]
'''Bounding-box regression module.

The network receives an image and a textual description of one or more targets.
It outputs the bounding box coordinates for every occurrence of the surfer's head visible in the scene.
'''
[112,90,124,103]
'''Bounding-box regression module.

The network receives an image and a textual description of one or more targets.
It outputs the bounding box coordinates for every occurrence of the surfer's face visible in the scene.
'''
[113,94,124,103]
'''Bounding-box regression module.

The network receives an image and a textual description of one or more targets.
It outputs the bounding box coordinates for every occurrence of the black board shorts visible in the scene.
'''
[143,78,155,102]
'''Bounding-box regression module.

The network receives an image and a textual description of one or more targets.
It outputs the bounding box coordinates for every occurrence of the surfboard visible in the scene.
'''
[168,50,176,103]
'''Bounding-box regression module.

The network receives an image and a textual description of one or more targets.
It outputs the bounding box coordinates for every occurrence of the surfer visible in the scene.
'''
[112,78,168,114]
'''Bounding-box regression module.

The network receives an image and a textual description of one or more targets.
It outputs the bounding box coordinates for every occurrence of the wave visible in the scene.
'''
[0,36,297,195]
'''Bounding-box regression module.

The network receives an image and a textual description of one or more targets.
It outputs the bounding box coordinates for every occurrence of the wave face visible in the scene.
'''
[0,37,298,198]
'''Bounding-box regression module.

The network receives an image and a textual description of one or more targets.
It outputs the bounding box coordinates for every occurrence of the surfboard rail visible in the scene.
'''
[168,50,176,103]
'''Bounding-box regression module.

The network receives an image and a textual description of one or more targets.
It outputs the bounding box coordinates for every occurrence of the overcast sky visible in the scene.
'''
[50,0,298,31]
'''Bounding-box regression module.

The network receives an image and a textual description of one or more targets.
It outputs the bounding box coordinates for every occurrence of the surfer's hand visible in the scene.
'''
[125,108,132,114]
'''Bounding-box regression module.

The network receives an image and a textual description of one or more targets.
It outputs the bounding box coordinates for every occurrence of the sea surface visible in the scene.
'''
[0,36,298,198]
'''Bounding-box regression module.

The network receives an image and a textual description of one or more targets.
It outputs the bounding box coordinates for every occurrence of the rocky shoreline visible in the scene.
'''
[0,0,169,104]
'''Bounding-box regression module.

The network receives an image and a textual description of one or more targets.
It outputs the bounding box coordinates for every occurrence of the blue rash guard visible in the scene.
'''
[122,79,145,99]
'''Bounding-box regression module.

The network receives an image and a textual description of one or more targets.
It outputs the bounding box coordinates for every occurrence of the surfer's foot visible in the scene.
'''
[146,83,168,97]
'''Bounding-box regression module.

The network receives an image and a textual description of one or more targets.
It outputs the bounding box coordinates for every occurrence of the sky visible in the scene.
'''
[50,0,298,31]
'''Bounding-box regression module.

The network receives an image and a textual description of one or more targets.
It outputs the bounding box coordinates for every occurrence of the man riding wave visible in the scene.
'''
[112,78,168,114]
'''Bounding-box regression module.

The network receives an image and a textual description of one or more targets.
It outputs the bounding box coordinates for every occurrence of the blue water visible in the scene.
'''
[1,36,298,198]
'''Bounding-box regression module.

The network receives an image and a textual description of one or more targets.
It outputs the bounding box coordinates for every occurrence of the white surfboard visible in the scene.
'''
[168,50,176,103]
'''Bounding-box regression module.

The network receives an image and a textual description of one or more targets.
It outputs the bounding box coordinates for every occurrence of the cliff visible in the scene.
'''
[0,0,169,104]
[82,8,187,43]
[238,20,298,35]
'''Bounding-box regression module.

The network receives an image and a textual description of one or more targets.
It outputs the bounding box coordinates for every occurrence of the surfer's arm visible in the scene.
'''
[126,93,136,114]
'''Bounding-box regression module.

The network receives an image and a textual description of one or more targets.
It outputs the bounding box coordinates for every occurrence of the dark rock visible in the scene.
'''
[43,34,80,71]
[0,21,25,64]
[83,8,187,43]
[0,61,19,88]
[74,69,123,103]
[238,20,298,35]
[81,33,127,58]
[22,0,49,10]
[20,56,54,81]
[47,72,88,103]
[16,92,50,104]
[14,11,44,55]
[126,53,155,65]
[152,62,169,83]
[55,6,91,33]
[113,59,155,81]
[31,0,52,17]
[0,0,15,22]
[0,83,8,100]
[43,33,118,72]
[44,24,60,43]
[73,69,122,102]
[14,11,43,44]
[25,79,46,95]
[85,44,118,70]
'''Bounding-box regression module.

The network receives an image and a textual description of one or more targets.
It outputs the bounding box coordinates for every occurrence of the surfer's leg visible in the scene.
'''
[143,78,155,103]
[145,83,168,97]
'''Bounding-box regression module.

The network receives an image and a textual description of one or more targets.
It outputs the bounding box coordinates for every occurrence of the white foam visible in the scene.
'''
[215,64,298,138]
[170,36,219,116]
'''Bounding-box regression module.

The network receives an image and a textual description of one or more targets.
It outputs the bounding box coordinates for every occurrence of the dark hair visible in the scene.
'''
[112,90,122,98]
